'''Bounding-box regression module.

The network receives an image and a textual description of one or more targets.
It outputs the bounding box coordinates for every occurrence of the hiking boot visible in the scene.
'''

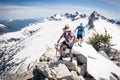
[69,57,73,62]
[78,44,82,47]
[58,55,63,61]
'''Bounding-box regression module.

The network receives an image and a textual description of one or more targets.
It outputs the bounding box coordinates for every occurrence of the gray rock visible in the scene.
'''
[78,64,87,76]
[99,50,110,60]
[77,76,85,80]
[53,63,72,80]
[109,76,117,80]
[74,54,87,65]
[71,71,85,80]
[63,60,77,71]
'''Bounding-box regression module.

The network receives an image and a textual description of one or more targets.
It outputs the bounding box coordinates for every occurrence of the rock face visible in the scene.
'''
[5,49,95,80]
[74,54,87,76]
[87,11,120,30]
[88,11,97,29]
[98,50,110,60]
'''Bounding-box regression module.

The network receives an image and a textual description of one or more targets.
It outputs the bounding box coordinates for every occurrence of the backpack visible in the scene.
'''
[63,31,76,43]
[63,31,73,39]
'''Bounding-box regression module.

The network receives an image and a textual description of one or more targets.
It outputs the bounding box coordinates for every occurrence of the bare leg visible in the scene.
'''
[58,44,66,61]
[79,38,83,45]
[69,49,73,57]
[69,49,73,62]
[59,44,67,55]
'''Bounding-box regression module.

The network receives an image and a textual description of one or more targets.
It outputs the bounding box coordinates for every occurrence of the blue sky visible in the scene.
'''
[0,0,120,19]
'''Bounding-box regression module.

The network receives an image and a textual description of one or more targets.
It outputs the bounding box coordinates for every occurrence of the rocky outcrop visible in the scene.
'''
[88,11,97,29]
[88,11,120,29]
[47,12,87,21]
[5,49,95,80]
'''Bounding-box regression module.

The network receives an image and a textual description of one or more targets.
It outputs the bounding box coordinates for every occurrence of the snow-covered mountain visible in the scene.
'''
[45,12,86,21]
[0,24,8,34]
[0,12,120,80]
[0,24,6,28]
[0,19,40,34]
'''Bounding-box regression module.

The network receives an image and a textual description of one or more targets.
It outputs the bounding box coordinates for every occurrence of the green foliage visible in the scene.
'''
[88,32,111,51]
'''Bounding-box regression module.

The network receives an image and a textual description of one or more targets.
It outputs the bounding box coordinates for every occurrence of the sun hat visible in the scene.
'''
[63,24,71,31]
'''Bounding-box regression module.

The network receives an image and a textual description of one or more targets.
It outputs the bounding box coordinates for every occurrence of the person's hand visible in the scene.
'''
[84,33,85,36]
[69,43,73,47]
[57,40,59,44]
[74,30,76,33]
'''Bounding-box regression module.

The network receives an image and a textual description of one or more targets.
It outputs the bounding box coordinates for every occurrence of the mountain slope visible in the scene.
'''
[73,42,120,80]
[93,18,120,50]
[1,13,120,79]
[0,19,39,34]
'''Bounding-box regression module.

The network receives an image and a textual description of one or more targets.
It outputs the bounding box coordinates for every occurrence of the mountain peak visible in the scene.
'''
[0,24,6,28]
[45,12,87,21]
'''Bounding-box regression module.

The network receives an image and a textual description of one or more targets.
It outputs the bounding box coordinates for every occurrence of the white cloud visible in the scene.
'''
[98,0,120,7]
[0,4,119,19]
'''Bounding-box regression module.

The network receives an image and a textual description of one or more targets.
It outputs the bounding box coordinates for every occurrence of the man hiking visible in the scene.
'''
[74,23,85,47]
[57,24,75,62]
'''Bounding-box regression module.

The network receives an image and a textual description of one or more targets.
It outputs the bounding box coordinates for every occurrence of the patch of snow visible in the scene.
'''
[0,24,6,28]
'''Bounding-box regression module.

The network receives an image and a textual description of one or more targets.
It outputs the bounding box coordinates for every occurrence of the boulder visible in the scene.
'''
[71,71,78,80]
[74,54,87,65]
[53,63,72,80]
[77,76,85,80]
[63,59,77,71]
[78,64,87,76]
[99,50,110,60]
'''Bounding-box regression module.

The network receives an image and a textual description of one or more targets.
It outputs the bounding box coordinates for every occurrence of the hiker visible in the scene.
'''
[57,24,75,62]
[74,23,85,47]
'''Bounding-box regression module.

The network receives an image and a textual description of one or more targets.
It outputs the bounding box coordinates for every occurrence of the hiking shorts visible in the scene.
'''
[77,34,83,39]
[62,41,73,49]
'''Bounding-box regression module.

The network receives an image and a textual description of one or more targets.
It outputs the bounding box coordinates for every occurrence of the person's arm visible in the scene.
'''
[83,27,85,36]
[57,33,64,43]
[74,28,77,33]
[83,30,85,36]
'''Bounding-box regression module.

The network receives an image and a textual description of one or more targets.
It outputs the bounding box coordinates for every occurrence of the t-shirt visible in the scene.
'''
[76,26,84,35]
[62,31,75,45]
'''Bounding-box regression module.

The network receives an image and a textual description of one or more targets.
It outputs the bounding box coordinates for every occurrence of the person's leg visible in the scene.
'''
[59,44,66,55]
[77,34,80,45]
[79,38,82,45]
[69,46,73,62]
[69,49,72,57]
[58,43,66,61]
[79,35,83,47]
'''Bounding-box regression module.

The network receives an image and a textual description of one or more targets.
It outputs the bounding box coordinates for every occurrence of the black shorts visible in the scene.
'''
[62,41,73,49]
[77,34,82,39]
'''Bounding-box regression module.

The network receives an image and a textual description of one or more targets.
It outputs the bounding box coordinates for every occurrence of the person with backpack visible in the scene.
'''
[57,24,75,62]
[74,23,85,47]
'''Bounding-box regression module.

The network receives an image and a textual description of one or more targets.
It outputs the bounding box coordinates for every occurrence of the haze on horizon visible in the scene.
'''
[0,0,120,20]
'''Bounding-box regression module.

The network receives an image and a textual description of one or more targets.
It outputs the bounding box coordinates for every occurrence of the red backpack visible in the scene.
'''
[63,32,75,40]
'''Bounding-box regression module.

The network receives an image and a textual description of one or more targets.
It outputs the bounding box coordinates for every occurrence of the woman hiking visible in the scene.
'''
[57,24,75,62]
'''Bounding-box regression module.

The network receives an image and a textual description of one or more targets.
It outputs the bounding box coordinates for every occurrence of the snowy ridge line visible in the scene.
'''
[0,12,120,79]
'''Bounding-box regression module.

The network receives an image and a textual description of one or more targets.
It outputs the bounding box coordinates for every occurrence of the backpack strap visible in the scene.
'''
[63,32,73,38]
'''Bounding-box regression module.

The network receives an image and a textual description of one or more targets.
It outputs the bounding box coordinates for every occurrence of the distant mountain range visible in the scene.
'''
[0,19,42,34]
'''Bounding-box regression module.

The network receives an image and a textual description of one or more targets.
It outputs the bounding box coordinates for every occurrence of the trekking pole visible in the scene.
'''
[55,43,58,57]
